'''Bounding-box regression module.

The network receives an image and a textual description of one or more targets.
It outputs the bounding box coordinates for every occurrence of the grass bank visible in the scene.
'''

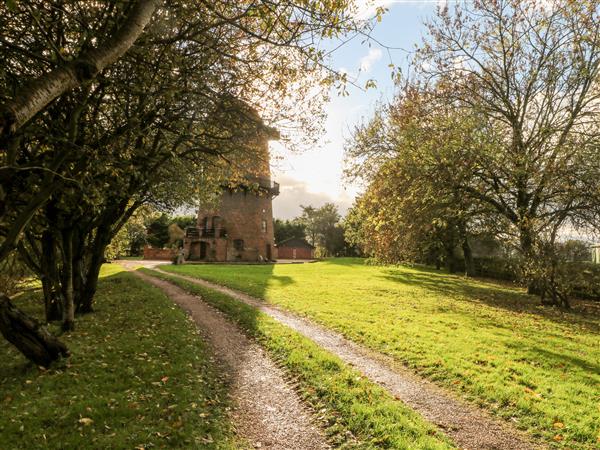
[142,268,453,449]
[161,258,600,449]
[0,265,237,449]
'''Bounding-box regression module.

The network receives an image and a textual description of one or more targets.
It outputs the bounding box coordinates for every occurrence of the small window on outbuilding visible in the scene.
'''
[233,239,244,251]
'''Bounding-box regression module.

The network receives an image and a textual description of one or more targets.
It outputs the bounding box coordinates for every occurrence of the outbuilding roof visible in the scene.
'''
[276,237,315,249]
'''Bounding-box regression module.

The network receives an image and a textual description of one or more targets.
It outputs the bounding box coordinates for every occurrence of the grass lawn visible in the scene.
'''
[143,268,453,449]
[0,265,238,449]
[162,258,600,449]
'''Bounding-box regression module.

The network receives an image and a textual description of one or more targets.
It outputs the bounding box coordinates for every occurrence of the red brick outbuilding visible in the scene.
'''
[276,237,315,260]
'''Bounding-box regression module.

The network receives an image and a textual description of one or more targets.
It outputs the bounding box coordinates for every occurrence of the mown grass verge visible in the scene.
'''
[141,268,454,450]
[0,266,237,450]
[162,259,600,449]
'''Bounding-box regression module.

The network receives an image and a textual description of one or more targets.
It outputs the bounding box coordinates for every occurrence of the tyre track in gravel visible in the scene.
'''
[132,270,330,450]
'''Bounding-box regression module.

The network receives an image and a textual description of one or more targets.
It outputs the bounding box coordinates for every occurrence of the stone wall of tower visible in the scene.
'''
[196,189,276,261]
[191,107,278,262]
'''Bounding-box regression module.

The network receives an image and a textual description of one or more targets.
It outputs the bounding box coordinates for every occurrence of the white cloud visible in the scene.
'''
[272,175,353,220]
[353,0,460,16]
[339,66,358,80]
[352,0,395,20]
[359,48,383,73]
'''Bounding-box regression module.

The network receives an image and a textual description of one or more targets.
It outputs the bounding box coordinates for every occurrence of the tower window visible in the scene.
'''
[261,219,267,233]
[233,239,244,251]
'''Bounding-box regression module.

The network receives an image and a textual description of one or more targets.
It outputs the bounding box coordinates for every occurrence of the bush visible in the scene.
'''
[565,262,600,300]
[0,253,35,296]
[469,257,600,301]
[472,257,520,281]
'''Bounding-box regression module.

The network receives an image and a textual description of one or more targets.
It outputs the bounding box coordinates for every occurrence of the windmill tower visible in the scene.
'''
[184,106,279,262]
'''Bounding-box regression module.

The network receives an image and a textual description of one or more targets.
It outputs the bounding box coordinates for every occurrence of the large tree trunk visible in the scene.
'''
[41,277,62,322]
[61,229,75,331]
[78,259,102,314]
[0,0,158,139]
[0,294,69,367]
[41,230,62,322]
[457,221,474,277]
[444,244,458,273]
[77,232,109,314]
[462,238,474,277]
[77,201,140,313]
[518,223,538,294]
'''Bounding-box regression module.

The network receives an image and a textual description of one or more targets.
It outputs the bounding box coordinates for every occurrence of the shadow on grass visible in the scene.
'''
[163,262,290,304]
[269,274,294,288]
[503,341,600,379]
[379,268,600,331]
[1,269,238,449]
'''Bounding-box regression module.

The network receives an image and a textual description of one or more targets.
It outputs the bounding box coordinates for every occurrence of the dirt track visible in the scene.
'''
[156,268,541,450]
[133,270,329,450]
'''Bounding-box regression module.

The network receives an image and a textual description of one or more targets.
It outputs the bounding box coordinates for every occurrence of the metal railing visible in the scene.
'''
[247,176,280,197]
[185,227,227,239]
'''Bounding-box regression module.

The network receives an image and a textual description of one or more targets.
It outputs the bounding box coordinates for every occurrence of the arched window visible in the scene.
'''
[233,239,244,251]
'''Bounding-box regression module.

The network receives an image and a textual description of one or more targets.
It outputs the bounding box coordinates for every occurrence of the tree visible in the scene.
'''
[415,0,600,304]
[299,203,346,256]
[171,216,196,232]
[1,0,368,364]
[107,208,152,258]
[345,88,490,273]
[0,0,159,263]
[347,0,600,306]
[558,240,592,263]
[0,0,158,138]
[146,214,171,249]
[274,219,306,244]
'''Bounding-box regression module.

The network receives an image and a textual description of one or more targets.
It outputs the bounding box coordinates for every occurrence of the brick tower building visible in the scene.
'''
[183,110,279,262]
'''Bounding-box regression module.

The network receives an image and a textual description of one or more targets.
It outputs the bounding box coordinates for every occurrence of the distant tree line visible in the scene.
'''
[274,203,358,257]
[105,209,196,258]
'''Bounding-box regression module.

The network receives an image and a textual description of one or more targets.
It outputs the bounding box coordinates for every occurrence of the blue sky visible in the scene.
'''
[271,0,447,220]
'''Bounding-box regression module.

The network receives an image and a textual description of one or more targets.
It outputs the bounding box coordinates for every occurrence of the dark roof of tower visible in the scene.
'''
[220,95,280,141]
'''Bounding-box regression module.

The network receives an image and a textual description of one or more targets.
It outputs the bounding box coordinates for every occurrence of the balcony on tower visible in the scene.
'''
[243,176,280,198]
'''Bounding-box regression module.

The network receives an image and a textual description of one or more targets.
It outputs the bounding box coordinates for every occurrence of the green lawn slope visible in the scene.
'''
[163,258,600,449]
[144,268,453,449]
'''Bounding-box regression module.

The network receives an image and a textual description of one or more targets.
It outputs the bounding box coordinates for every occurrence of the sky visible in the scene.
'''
[271,0,449,220]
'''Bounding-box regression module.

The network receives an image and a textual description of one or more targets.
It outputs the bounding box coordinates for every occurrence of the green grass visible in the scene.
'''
[161,258,600,449]
[0,266,238,449]
[142,268,453,449]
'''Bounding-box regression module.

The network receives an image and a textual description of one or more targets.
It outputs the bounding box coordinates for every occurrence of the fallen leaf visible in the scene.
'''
[553,422,564,429]
[79,417,94,426]
[523,387,541,398]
